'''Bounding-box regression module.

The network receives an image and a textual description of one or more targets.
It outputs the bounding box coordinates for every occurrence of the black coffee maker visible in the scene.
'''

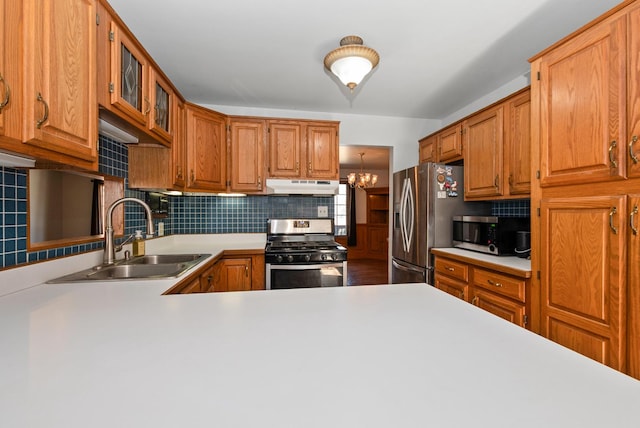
[514,231,531,259]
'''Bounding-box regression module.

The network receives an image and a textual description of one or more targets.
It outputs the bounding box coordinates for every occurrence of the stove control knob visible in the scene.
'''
[287,255,294,263]
[276,255,283,263]
[304,254,311,262]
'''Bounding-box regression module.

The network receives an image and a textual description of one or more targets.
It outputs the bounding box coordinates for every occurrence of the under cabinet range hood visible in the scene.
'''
[266,179,339,195]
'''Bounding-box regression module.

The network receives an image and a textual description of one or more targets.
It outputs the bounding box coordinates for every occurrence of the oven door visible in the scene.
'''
[266,262,346,290]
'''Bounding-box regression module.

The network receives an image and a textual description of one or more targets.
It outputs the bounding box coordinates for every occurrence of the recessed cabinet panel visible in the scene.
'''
[109,21,148,126]
[268,121,301,178]
[306,123,338,179]
[23,0,97,164]
[230,119,265,193]
[537,14,626,186]
[464,105,504,198]
[540,196,626,370]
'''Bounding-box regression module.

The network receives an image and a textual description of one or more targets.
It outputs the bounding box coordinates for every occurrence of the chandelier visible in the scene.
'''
[324,35,379,92]
[348,153,378,190]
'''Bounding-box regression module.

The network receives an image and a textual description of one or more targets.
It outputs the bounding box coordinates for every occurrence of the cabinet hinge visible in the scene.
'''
[537,271,541,280]
[109,82,114,93]
[226,180,231,187]
[537,71,541,81]
[226,124,230,132]
[536,170,540,179]
[109,30,114,42]
[537,207,540,217]
[96,13,100,26]
[267,127,271,133]
[523,315,528,326]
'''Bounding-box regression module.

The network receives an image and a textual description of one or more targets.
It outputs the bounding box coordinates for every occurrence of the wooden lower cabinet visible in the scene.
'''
[471,288,525,327]
[540,196,626,372]
[164,250,265,295]
[433,252,530,329]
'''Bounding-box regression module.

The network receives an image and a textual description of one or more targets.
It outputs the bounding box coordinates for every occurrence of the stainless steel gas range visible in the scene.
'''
[265,218,347,290]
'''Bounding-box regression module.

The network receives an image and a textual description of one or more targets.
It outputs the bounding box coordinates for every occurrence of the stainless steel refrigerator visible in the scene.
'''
[392,163,489,285]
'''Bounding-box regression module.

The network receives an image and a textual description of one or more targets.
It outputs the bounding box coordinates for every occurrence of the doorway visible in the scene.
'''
[336,145,391,285]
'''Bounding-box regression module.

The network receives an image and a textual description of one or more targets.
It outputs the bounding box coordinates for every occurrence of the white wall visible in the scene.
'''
[440,73,531,127]
[202,104,439,173]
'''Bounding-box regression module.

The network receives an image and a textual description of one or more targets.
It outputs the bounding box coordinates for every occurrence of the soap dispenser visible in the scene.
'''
[132,230,145,257]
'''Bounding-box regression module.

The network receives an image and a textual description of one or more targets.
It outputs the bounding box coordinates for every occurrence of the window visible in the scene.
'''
[334,183,347,235]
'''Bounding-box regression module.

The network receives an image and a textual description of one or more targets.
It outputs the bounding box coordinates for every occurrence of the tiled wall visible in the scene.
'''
[0,136,335,269]
[491,199,530,217]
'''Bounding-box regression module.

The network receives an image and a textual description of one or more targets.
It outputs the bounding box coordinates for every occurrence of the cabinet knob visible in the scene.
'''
[487,279,503,288]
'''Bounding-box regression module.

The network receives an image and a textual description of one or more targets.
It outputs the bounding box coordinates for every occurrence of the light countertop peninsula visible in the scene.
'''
[0,235,638,427]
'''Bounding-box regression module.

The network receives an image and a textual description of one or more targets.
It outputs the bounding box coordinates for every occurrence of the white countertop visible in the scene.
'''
[1,250,638,427]
[432,247,531,276]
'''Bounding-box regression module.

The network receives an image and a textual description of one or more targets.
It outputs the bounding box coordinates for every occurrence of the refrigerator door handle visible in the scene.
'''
[400,177,414,253]
[392,259,426,276]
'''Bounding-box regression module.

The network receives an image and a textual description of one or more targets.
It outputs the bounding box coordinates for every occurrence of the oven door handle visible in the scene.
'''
[267,262,344,270]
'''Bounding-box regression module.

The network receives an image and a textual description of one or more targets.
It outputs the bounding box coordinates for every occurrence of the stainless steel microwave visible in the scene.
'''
[452,215,529,256]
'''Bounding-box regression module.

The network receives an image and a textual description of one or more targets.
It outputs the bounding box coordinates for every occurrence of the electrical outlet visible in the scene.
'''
[318,206,328,217]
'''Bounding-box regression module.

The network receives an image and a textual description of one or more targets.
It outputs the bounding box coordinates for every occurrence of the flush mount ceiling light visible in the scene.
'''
[348,152,378,190]
[324,35,379,92]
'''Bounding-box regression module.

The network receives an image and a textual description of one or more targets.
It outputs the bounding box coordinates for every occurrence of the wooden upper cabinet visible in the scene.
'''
[147,66,173,147]
[185,103,226,192]
[438,124,463,162]
[628,5,640,179]
[229,118,266,193]
[172,98,187,188]
[419,135,436,163]
[306,122,339,179]
[268,120,302,178]
[267,120,339,179]
[534,11,626,186]
[540,196,626,371]
[506,90,531,195]
[3,0,98,168]
[107,19,149,127]
[464,104,504,199]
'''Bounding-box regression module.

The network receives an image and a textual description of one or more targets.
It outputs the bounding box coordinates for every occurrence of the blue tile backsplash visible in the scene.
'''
[0,136,335,269]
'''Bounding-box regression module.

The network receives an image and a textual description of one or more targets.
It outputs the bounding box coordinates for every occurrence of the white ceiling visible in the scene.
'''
[107,0,622,169]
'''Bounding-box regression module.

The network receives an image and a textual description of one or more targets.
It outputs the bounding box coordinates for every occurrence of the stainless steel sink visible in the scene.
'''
[47,254,211,283]
[121,254,207,265]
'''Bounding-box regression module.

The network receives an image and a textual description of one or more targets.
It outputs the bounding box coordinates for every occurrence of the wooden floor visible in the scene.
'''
[347,258,389,286]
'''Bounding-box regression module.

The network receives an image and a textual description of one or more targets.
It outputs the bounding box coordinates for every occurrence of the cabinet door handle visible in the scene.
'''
[609,206,618,234]
[445,266,455,272]
[609,140,618,168]
[0,73,10,112]
[630,136,639,164]
[207,275,214,291]
[631,205,638,236]
[494,174,499,188]
[508,174,513,186]
[245,265,249,277]
[190,169,195,184]
[176,165,183,180]
[459,291,465,300]
[471,296,478,305]
[36,92,49,129]
[487,279,503,287]
[144,97,151,116]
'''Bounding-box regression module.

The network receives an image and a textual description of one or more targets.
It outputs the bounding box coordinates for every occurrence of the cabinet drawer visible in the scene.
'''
[434,257,469,282]
[472,268,525,302]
